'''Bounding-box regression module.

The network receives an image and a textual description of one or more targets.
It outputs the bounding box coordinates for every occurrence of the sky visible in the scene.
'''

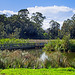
[0,0,75,29]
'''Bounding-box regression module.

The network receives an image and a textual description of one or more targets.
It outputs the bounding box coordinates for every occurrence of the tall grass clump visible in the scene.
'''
[0,50,44,69]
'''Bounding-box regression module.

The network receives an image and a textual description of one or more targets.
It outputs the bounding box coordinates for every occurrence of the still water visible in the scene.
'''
[64,52,75,61]
[25,49,75,62]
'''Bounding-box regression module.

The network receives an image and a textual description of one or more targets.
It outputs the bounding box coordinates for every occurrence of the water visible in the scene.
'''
[25,49,75,62]
[64,52,75,61]
[25,49,48,62]
[25,49,43,58]
[40,52,48,62]
[1,49,74,68]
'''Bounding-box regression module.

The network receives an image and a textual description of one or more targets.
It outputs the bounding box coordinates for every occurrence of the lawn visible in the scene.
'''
[0,68,75,75]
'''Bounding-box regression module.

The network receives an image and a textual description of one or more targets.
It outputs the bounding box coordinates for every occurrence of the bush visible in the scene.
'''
[43,35,75,52]
[62,35,70,51]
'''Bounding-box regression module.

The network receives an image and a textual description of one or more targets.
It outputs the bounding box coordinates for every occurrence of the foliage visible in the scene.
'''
[43,40,56,52]
[18,9,29,19]
[47,20,60,39]
[61,14,75,39]
[62,35,71,51]
[0,9,75,39]
[43,36,75,52]
[0,10,45,39]
[31,12,46,27]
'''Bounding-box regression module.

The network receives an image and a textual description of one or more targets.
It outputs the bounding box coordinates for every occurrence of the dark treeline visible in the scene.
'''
[0,9,75,39]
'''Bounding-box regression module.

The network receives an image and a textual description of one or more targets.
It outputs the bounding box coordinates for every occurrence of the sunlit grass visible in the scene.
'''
[0,38,74,44]
[0,68,75,75]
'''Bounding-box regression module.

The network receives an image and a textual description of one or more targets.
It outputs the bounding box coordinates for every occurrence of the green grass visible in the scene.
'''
[0,68,75,75]
[0,38,49,44]
[0,38,49,49]
[0,38,74,45]
[0,38,75,50]
[0,38,30,44]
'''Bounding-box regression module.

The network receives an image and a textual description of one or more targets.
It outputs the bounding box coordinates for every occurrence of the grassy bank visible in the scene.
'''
[0,38,49,44]
[0,38,75,50]
[0,38,49,50]
[0,68,75,75]
[0,38,74,45]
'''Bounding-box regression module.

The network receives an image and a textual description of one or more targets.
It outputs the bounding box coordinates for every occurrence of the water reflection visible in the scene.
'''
[64,52,75,61]
[40,52,48,62]
[25,49,75,62]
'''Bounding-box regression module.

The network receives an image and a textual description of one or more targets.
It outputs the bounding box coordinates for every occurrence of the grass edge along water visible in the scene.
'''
[0,67,75,75]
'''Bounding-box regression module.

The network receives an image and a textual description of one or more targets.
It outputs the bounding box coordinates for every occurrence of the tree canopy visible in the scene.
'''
[0,9,75,39]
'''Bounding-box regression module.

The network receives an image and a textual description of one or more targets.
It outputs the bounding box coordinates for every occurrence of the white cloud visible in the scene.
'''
[0,10,18,15]
[73,10,75,13]
[0,6,75,30]
[28,5,72,14]
[27,5,75,29]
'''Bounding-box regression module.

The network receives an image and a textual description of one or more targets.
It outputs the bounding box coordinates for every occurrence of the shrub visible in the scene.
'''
[43,35,74,52]
[62,35,70,51]
[43,41,55,52]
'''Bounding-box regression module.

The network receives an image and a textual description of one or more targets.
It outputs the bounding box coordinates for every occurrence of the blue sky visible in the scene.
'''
[0,0,75,29]
[0,0,75,11]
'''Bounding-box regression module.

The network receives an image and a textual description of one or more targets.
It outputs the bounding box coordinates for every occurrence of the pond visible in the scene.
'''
[26,49,75,68]
[25,48,75,62]
[0,48,75,68]
[64,52,75,61]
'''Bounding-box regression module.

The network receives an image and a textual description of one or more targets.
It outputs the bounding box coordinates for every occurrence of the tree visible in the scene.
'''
[47,20,60,39]
[0,14,7,23]
[0,11,46,39]
[0,22,7,38]
[61,14,75,39]
[31,12,46,27]
[18,9,29,19]
[9,28,21,38]
[61,19,71,38]
[0,14,8,38]
[70,14,75,38]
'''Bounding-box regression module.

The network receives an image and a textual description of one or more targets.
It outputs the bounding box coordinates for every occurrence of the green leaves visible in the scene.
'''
[43,36,75,52]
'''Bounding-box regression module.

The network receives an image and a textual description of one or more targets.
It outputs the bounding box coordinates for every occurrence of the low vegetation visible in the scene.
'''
[0,49,75,69]
[0,7,75,75]
[0,38,49,50]
[0,38,29,44]
[0,68,75,75]
[0,38,48,44]
[0,50,44,69]
[43,36,75,52]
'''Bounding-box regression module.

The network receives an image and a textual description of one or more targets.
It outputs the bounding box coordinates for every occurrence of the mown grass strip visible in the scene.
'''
[0,68,75,75]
